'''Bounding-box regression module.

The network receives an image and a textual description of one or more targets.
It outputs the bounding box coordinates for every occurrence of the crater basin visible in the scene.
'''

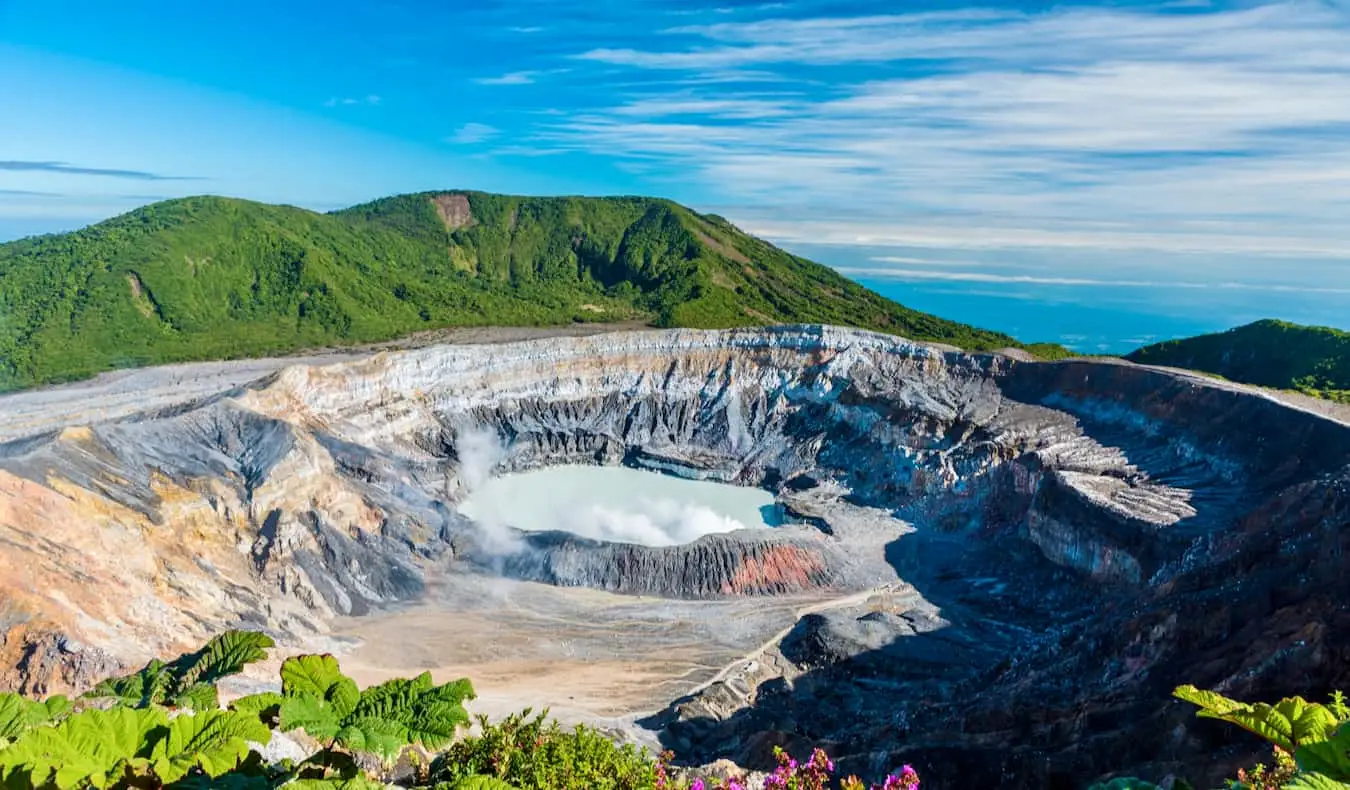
[457,465,782,547]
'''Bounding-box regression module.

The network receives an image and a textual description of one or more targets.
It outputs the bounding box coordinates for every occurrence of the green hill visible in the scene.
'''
[1126,319,1350,403]
[0,191,1064,392]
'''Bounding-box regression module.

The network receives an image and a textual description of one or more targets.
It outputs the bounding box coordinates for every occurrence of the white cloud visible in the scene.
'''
[547,1,1350,263]
[611,95,795,119]
[869,255,1024,268]
[834,266,1350,294]
[323,95,381,107]
[446,123,499,145]
[475,71,539,86]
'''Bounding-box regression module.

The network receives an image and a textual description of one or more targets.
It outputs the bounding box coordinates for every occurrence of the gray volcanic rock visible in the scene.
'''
[0,325,1347,788]
[487,526,880,598]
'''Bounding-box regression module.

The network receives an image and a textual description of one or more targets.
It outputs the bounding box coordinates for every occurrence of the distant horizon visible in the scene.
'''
[1,187,1344,351]
[3,0,1348,308]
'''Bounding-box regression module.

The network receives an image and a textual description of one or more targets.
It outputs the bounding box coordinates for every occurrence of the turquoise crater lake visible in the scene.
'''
[458,465,782,548]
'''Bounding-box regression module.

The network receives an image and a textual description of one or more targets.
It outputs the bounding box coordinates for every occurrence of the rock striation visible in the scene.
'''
[0,325,1347,787]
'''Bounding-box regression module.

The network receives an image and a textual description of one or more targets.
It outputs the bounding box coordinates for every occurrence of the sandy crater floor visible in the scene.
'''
[330,570,913,741]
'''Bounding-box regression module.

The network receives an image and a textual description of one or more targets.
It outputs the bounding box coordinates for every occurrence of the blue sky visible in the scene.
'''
[1,0,1348,342]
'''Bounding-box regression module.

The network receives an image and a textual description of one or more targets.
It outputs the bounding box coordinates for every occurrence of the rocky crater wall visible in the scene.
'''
[0,325,1347,786]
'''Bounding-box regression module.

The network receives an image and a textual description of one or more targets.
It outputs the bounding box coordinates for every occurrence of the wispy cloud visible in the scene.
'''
[475,71,541,86]
[323,94,381,107]
[446,123,499,145]
[0,161,202,181]
[835,267,1350,295]
[542,1,1350,259]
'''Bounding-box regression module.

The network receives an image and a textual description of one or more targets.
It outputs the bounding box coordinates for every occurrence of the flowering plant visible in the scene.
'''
[655,747,919,790]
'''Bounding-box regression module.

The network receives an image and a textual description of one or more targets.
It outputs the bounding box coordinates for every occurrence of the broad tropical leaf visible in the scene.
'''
[231,691,286,723]
[404,700,471,751]
[333,716,410,763]
[0,706,166,788]
[88,658,174,708]
[0,694,42,743]
[280,694,343,742]
[86,631,274,710]
[449,777,521,790]
[281,655,359,719]
[1086,780,1165,790]
[351,674,434,719]
[37,696,72,723]
[348,674,473,751]
[286,776,386,790]
[1299,723,1350,780]
[146,708,270,781]
[171,772,275,790]
[175,630,277,688]
[1174,685,1341,751]
[173,682,221,712]
[1286,774,1350,790]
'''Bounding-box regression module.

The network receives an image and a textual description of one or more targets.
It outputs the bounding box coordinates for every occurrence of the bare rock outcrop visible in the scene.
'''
[0,325,1346,787]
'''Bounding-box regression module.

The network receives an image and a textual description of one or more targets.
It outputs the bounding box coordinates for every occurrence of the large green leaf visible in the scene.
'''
[173,682,221,712]
[423,678,476,706]
[286,776,386,790]
[171,771,275,790]
[88,658,174,708]
[280,694,343,742]
[37,696,72,723]
[1299,723,1350,780]
[404,700,471,752]
[348,674,473,751]
[147,708,271,782]
[333,716,410,763]
[176,631,277,688]
[231,691,286,725]
[1086,780,1165,790]
[352,674,433,720]
[448,777,520,790]
[1174,685,1341,751]
[85,631,275,711]
[0,706,166,788]
[0,694,41,743]
[1286,774,1350,790]
[281,655,359,719]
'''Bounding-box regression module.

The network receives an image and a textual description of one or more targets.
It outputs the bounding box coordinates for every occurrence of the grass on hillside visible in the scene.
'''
[0,191,1068,392]
[1126,319,1350,403]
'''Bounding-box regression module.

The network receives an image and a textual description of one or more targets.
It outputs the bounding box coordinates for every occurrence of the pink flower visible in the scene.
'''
[690,780,705,790]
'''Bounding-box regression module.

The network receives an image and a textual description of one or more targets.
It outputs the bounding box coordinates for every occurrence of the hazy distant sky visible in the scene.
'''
[1,0,1348,300]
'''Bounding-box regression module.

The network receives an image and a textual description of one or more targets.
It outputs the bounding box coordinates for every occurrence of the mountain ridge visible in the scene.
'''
[1127,318,1350,403]
[0,191,1068,392]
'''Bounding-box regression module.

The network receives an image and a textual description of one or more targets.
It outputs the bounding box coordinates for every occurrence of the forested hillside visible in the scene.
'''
[1127,319,1350,403]
[0,191,1062,391]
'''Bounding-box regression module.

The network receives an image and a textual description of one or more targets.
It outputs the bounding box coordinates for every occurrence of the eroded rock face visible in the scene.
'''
[0,325,1347,788]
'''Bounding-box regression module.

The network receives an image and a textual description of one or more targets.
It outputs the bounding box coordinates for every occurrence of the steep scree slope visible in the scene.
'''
[0,325,1346,787]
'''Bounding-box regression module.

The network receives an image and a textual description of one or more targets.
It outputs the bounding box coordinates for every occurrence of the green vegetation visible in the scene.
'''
[1172,685,1350,789]
[429,709,657,790]
[0,191,1064,392]
[1127,320,1350,404]
[6,631,1345,788]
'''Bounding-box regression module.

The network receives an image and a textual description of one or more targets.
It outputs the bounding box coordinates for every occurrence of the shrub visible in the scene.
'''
[1174,685,1350,789]
[430,708,659,790]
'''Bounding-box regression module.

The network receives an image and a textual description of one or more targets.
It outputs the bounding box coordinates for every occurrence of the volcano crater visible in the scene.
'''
[1,325,1347,788]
